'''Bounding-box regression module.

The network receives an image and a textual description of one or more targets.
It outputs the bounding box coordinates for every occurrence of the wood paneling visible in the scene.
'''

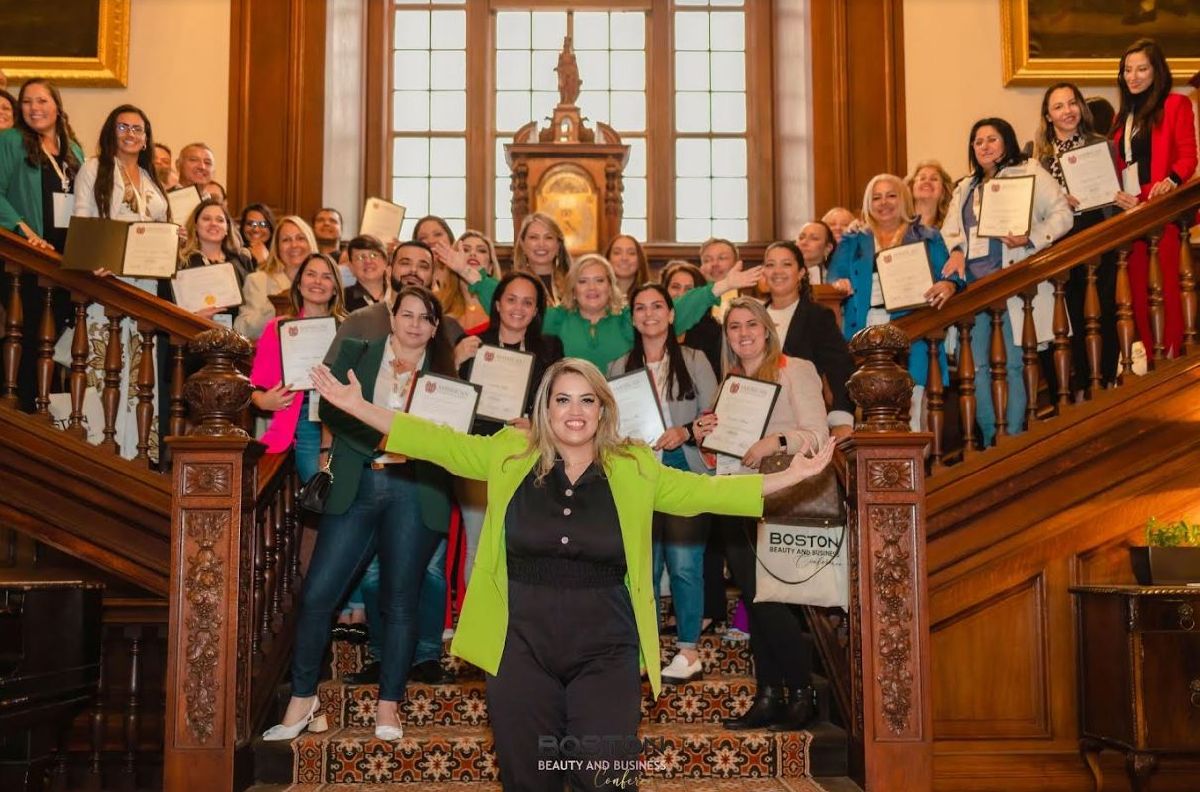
[227,0,327,217]
[808,0,907,215]
[931,575,1049,739]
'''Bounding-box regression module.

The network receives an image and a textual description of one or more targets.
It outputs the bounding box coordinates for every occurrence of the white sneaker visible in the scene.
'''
[661,652,703,684]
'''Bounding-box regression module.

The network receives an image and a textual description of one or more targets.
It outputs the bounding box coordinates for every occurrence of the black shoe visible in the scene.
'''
[343,659,380,685]
[409,659,454,685]
[723,686,784,730]
[768,686,816,732]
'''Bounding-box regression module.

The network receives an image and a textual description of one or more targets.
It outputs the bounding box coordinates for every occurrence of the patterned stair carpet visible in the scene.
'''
[257,629,846,787]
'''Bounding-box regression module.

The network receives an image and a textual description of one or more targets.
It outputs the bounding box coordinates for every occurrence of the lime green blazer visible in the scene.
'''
[382,411,765,697]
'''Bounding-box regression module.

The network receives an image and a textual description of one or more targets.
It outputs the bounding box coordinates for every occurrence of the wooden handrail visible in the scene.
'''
[0,227,215,343]
[892,178,1200,340]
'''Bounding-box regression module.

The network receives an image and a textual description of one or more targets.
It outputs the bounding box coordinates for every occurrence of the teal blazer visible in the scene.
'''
[381,411,765,696]
[0,128,86,237]
[319,337,451,534]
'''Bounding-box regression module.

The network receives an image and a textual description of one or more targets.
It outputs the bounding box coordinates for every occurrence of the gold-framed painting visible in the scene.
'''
[0,0,131,88]
[1001,0,1200,86]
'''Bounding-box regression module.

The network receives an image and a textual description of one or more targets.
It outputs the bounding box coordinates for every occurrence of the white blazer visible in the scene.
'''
[942,159,1073,343]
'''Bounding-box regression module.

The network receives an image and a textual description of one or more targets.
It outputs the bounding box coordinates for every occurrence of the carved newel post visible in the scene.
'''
[164,328,264,791]
[841,324,934,792]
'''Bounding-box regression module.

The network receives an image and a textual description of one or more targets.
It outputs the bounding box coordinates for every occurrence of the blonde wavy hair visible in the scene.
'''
[261,216,318,276]
[513,212,572,302]
[507,358,637,482]
[861,173,915,235]
[559,254,627,315]
[436,229,501,319]
[721,297,785,383]
[904,160,954,228]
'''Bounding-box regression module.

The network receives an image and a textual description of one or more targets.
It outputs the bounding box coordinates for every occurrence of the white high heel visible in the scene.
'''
[374,723,404,741]
[262,697,328,741]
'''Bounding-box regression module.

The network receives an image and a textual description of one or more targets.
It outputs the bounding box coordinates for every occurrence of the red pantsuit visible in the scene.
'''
[1113,92,1198,359]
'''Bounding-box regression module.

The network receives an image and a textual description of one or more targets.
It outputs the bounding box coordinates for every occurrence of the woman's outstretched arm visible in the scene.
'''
[760,440,837,497]
[311,364,396,434]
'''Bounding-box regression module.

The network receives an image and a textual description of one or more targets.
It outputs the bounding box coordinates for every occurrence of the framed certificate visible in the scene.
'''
[468,344,535,422]
[977,175,1035,238]
[171,262,243,313]
[608,368,667,445]
[701,375,781,458]
[278,317,338,391]
[167,185,203,224]
[1057,141,1120,212]
[62,218,180,279]
[875,241,934,312]
[359,197,406,244]
[405,373,481,434]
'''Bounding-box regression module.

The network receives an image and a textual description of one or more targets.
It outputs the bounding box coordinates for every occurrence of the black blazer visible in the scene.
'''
[681,313,723,380]
[769,298,856,417]
[457,328,564,435]
[343,282,385,314]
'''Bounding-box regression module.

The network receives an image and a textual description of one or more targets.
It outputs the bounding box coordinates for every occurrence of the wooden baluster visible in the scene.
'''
[988,307,1008,438]
[253,506,267,658]
[262,495,279,644]
[100,312,123,454]
[272,487,286,631]
[1020,291,1040,427]
[957,319,977,459]
[1052,275,1071,409]
[1179,218,1197,352]
[288,472,302,594]
[1115,248,1135,382]
[1083,261,1103,394]
[169,345,187,438]
[123,628,142,791]
[2,269,23,405]
[67,297,90,440]
[281,471,296,600]
[35,285,55,417]
[1146,232,1164,365]
[925,332,945,469]
[50,750,68,791]
[86,632,107,791]
[135,326,155,462]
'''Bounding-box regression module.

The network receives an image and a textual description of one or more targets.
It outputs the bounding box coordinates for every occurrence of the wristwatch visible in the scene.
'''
[777,434,787,451]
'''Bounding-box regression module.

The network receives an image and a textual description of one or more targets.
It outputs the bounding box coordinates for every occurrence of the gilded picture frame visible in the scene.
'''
[0,0,131,88]
[1001,0,1200,86]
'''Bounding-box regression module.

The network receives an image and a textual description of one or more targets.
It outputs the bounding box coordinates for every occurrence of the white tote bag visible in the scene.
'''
[754,521,848,609]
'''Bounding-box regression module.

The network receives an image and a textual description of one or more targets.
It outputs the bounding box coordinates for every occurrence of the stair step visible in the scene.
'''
[260,722,830,785]
[331,632,754,681]
[252,779,839,791]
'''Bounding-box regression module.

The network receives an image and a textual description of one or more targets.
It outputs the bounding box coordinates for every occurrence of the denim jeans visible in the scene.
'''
[291,466,441,701]
[413,537,447,665]
[652,448,708,649]
[970,309,1026,447]
[293,397,322,484]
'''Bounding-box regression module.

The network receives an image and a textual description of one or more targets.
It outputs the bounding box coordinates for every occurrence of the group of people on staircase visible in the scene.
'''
[1,34,1197,791]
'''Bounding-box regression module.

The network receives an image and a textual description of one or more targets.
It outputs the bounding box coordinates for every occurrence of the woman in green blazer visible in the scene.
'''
[303,355,835,791]
[264,285,455,744]
[0,79,85,410]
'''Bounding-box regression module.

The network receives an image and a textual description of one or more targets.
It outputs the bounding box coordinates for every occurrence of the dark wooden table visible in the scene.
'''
[1070,584,1200,791]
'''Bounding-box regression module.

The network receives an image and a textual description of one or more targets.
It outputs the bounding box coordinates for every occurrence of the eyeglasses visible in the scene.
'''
[352,251,383,261]
[245,220,270,229]
[116,122,146,136]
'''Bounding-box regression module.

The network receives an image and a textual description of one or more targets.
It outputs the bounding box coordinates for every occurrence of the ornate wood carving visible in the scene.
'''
[181,511,227,744]
[869,504,917,737]
[182,329,254,437]
[183,464,233,497]
[847,324,914,433]
[867,460,914,491]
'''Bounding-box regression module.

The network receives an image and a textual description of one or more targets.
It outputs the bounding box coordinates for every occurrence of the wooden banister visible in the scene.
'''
[840,324,934,792]
[892,179,1200,340]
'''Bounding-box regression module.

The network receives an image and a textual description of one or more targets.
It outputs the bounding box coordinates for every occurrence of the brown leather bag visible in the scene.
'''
[759,452,845,527]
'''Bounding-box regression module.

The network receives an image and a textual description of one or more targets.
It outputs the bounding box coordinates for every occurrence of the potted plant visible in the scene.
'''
[1129,517,1200,585]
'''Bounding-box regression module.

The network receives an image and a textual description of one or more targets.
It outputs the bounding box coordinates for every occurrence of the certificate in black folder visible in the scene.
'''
[701,374,781,458]
[62,217,180,279]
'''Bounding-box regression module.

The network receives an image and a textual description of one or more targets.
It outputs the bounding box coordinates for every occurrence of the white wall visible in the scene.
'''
[55,0,230,176]
[903,0,1119,179]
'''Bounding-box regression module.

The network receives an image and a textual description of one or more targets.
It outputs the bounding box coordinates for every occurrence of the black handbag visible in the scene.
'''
[299,452,334,515]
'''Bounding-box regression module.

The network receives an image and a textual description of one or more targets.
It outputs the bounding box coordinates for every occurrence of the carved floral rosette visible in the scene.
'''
[847,324,914,432]
[182,328,254,437]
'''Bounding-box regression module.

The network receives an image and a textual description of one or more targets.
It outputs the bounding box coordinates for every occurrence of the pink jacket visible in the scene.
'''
[250,314,305,453]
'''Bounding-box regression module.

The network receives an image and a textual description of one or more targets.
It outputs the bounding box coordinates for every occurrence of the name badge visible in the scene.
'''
[967,229,990,260]
[308,393,321,422]
[715,453,743,476]
[52,192,75,228]
[1121,163,1140,196]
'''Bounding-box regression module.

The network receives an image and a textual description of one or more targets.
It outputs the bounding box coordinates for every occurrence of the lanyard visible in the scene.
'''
[42,145,70,192]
